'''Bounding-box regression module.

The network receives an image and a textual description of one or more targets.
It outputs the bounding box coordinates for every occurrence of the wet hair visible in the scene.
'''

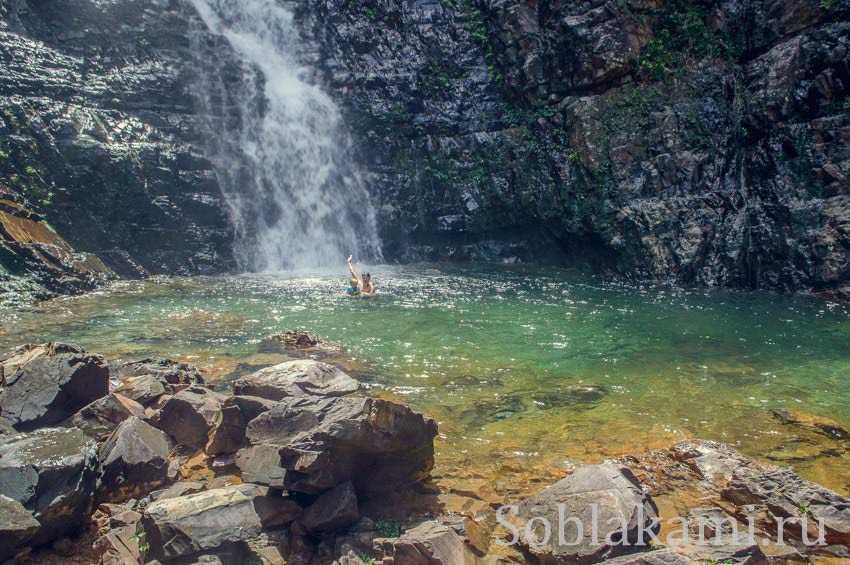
[363,272,371,282]
[349,277,359,288]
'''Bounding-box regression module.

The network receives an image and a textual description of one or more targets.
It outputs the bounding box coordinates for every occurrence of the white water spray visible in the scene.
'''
[189,0,381,271]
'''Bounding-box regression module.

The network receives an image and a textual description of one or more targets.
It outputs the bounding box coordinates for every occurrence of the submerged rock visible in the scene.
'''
[514,464,660,563]
[156,385,225,449]
[771,408,850,441]
[0,494,40,561]
[259,331,344,359]
[0,342,109,431]
[97,417,170,503]
[0,427,98,546]
[234,359,360,401]
[142,483,302,562]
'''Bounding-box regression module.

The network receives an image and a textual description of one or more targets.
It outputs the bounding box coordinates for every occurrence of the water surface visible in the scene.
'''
[2,264,849,496]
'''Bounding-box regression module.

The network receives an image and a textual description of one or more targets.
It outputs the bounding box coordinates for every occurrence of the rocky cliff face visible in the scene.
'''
[0,0,848,296]
[297,0,850,292]
[0,0,234,300]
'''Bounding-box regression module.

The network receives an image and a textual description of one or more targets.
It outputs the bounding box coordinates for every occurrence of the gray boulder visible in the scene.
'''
[722,467,850,545]
[373,521,473,564]
[206,395,274,456]
[66,393,146,439]
[300,481,359,533]
[250,396,437,495]
[156,385,226,449]
[0,494,40,561]
[0,427,98,546]
[0,342,109,431]
[601,549,690,564]
[234,359,360,401]
[235,443,287,487]
[118,357,204,386]
[114,375,167,406]
[98,417,170,503]
[142,483,302,562]
[514,464,659,564]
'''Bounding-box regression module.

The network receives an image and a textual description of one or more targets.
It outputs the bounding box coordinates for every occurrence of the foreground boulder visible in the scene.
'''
[206,395,274,456]
[118,357,204,386]
[299,481,360,533]
[142,483,302,562]
[0,342,109,431]
[91,503,143,565]
[114,358,205,407]
[156,385,226,449]
[246,396,437,495]
[234,359,360,400]
[0,494,40,561]
[0,427,98,546]
[722,467,850,545]
[372,521,473,564]
[97,417,170,503]
[66,393,146,439]
[513,464,659,563]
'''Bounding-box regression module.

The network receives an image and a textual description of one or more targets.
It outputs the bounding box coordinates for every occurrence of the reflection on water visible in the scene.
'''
[2,264,849,495]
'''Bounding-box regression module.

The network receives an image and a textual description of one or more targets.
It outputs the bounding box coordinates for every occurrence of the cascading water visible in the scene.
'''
[189,0,381,271]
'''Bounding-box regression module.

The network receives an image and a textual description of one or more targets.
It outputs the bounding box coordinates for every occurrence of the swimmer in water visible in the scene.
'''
[346,255,374,296]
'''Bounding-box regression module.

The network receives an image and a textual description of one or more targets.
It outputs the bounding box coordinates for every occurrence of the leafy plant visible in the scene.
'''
[376,519,402,538]
[360,554,377,565]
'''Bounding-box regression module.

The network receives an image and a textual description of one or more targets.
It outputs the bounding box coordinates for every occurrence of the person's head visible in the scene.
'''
[362,272,371,285]
[349,277,359,289]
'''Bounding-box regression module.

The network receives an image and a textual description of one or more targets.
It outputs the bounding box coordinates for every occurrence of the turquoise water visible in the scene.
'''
[2,264,849,494]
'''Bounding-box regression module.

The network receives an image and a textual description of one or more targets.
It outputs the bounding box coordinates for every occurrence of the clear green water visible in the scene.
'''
[2,264,849,495]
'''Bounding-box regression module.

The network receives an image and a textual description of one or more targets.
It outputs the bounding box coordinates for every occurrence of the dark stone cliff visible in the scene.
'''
[298,0,850,292]
[0,0,234,301]
[0,0,848,298]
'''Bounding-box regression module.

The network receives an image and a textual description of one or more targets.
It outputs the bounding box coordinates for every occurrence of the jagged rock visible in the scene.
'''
[513,464,660,563]
[300,481,359,533]
[0,418,15,436]
[206,395,274,456]
[118,358,205,387]
[147,481,207,503]
[373,521,472,565]
[156,385,226,449]
[248,396,437,495]
[91,503,143,565]
[97,417,170,503]
[601,549,690,564]
[66,393,146,439]
[114,375,168,406]
[0,342,109,431]
[722,467,850,545]
[235,444,287,487]
[234,360,360,401]
[142,484,302,562]
[0,494,40,561]
[0,427,98,546]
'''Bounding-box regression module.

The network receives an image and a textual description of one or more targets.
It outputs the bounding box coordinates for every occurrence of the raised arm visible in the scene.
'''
[347,255,360,281]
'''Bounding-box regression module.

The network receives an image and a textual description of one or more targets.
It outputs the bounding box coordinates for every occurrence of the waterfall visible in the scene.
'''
[188,0,382,271]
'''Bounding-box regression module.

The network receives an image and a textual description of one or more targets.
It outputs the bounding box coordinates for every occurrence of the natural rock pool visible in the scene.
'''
[2,263,849,497]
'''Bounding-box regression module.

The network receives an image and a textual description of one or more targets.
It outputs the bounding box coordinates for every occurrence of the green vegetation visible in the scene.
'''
[376,520,402,538]
[360,554,377,564]
[420,60,466,99]
[638,0,746,81]
[460,0,502,82]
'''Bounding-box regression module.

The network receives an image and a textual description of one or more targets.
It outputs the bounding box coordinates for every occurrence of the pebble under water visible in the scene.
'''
[2,263,849,495]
